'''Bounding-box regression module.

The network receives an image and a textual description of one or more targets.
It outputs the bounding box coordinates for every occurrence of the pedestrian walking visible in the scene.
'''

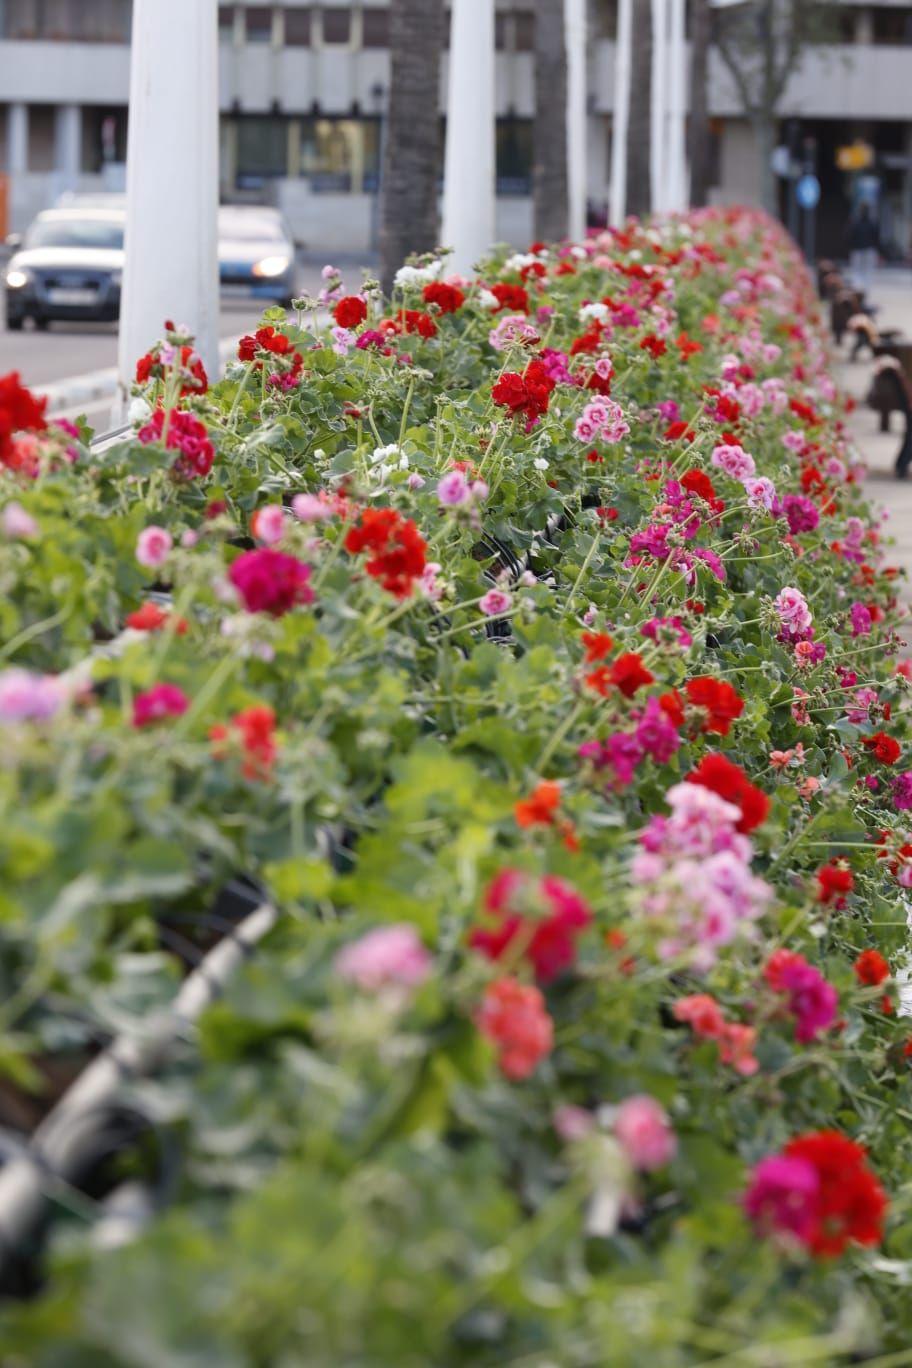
[848,203,880,298]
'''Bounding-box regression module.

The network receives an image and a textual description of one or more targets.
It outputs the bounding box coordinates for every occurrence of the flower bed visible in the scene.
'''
[2,210,912,1360]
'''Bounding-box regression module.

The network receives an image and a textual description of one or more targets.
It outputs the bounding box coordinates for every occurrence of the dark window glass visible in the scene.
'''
[3,0,130,41]
[495,12,508,48]
[515,10,535,49]
[872,6,912,43]
[285,5,311,43]
[592,0,617,39]
[322,7,351,43]
[496,117,532,194]
[245,7,273,42]
[362,8,389,46]
[236,117,288,181]
[219,6,235,34]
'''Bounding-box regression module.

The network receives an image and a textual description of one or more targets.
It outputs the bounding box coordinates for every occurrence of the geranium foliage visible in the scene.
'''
[2,211,912,1362]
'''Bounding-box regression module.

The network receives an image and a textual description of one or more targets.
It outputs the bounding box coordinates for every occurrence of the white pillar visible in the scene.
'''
[441,0,495,275]
[667,0,687,211]
[609,0,632,225]
[8,103,28,176]
[54,104,82,196]
[117,0,219,411]
[565,0,587,243]
[650,0,668,213]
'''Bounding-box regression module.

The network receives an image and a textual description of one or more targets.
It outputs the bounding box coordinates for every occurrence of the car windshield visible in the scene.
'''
[25,218,125,250]
[219,214,287,244]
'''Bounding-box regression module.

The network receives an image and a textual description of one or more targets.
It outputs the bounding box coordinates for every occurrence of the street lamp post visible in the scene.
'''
[116,0,220,414]
[368,81,387,255]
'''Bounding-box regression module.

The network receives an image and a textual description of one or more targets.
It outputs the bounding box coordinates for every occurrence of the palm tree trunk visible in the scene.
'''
[533,0,568,241]
[380,0,445,293]
[626,0,652,217]
[688,0,711,206]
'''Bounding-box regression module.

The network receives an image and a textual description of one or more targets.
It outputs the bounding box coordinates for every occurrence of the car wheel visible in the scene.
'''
[6,315,23,332]
[34,317,49,332]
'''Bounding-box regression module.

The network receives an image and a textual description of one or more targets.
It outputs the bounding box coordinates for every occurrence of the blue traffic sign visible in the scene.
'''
[796,174,821,210]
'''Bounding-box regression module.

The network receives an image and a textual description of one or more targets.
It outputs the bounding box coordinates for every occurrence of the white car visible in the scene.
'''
[218,206,299,306]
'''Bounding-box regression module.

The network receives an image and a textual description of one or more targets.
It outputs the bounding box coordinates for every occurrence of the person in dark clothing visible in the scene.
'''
[848,204,880,296]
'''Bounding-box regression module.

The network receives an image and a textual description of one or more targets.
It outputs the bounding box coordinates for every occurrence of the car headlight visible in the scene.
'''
[252,255,290,279]
[5,269,29,289]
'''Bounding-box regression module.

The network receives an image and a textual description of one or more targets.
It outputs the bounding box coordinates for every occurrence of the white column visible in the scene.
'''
[116,0,220,410]
[441,0,495,275]
[8,103,28,176]
[666,0,687,211]
[54,104,82,196]
[650,0,668,212]
[609,0,632,225]
[565,0,587,243]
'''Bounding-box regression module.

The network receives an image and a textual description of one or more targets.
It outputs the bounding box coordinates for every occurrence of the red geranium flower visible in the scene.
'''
[862,732,901,765]
[423,281,465,314]
[488,282,530,314]
[581,631,614,663]
[492,359,555,425]
[609,652,655,698]
[816,861,854,907]
[783,1131,888,1257]
[684,676,744,736]
[334,295,368,329]
[469,869,592,983]
[686,753,770,834]
[854,949,891,987]
[0,371,48,469]
[344,507,427,598]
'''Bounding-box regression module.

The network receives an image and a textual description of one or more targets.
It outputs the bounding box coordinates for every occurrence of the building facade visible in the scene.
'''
[1,0,911,257]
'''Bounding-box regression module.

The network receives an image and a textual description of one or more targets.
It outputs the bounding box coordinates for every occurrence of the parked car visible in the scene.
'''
[4,206,125,330]
[218,206,299,307]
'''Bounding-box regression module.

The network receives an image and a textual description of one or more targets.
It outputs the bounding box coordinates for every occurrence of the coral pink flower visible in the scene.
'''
[476,977,554,1079]
[136,525,173,568]
[251,504,287,545]
[480,588,512,617]
[335,924,432,994]
[613,1095,677,1171]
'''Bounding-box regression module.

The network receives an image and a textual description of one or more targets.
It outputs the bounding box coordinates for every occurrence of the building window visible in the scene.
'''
[27,104,55,171]
[872,6,912,43]
[515,10,536,50]
[2,0,130,40]
[300,117,379,191]
[362,8,389,47]
[495,12,508,48]
[496,117,533,195]
[3,0,40,38]
[219,5,236,39]
[285,5,312,44]
[592,0,617,40]
[81,106,128,171]
[322,7,352,44]
[236,116,288,185]
[244,6,273,43]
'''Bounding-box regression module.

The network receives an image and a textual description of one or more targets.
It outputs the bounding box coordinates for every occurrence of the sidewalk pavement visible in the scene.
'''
[829,269,912,608]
